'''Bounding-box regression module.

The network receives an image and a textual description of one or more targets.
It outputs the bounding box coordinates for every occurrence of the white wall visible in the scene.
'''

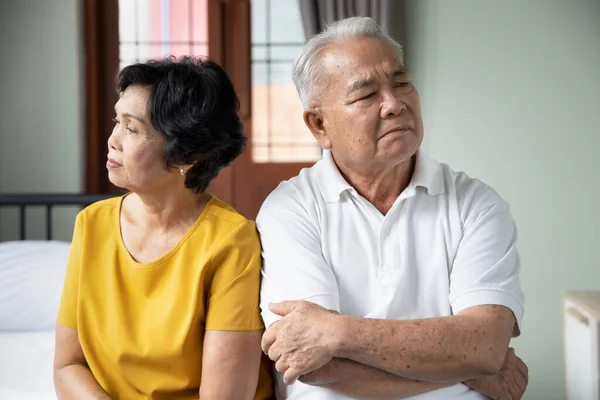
[403,0,600,398]
[0,0,83,241]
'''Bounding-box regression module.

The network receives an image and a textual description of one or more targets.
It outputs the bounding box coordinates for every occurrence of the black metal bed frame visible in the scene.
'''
[0,193,118,240]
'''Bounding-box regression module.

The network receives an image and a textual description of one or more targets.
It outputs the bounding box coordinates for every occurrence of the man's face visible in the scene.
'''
[306,36,424,173]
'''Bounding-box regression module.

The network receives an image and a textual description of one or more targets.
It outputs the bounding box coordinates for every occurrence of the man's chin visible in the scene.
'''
[380,143,419,160]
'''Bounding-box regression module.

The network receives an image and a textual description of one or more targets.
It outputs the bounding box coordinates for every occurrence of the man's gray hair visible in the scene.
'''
[291,16,404,108]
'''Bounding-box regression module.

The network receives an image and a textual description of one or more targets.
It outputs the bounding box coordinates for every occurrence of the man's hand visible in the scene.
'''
[261,301,341,385]
[464,348,528,400]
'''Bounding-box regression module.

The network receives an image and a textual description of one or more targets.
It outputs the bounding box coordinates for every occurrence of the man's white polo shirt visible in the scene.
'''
[257,149,525,400]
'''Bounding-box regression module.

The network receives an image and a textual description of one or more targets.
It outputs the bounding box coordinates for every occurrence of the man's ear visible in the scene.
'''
[303,108,331,150]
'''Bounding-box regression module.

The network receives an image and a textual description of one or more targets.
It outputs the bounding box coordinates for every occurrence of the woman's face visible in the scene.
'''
[107,85,178,192]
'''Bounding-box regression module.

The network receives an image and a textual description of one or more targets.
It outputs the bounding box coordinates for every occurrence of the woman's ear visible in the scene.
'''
[176,163,194,176]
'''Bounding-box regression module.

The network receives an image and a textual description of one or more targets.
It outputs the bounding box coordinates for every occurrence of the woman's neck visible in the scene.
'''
[125,186,211,232]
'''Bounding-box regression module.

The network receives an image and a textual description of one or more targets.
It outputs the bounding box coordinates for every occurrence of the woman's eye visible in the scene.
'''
[113,117,136,133]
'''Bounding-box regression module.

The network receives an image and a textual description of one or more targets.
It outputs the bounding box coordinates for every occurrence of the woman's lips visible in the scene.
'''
[106,157,122,169]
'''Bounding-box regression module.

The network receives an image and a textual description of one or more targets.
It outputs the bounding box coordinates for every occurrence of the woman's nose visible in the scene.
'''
[107,127,121,151]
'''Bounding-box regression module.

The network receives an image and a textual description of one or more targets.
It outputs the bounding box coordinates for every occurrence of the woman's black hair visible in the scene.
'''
[116,56,245,193]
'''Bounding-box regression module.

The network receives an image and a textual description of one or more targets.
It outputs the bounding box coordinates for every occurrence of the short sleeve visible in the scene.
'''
[56,211,85,329]
[205,220,265,331]
[449,201,525,336]
[257,187,340,328]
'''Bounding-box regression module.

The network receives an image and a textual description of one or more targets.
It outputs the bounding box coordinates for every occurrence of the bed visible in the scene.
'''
[0,194,117,399]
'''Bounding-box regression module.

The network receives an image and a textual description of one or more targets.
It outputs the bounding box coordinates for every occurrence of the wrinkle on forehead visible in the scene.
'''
[319,37,405,95]
[115,85,151,121]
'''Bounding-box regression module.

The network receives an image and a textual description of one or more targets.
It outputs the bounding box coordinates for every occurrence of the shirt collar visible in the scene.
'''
[317,148,445,203]
[410,148,445,196]
[317,150,354,203]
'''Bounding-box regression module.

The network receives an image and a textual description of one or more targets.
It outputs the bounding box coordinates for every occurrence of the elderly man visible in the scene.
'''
[258,16,527,400]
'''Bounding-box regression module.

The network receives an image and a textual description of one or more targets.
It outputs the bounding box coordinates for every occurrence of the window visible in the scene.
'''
[118,0,209,68]
[251,0,321,162]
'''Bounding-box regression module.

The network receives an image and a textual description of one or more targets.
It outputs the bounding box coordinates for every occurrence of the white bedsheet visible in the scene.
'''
[0,330,56,399]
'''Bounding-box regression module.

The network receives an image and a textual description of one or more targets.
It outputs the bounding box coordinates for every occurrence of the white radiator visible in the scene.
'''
[564,291,600,400]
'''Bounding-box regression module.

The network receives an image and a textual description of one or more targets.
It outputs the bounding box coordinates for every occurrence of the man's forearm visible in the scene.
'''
[301,358,454,399]
[54,364,111,400]
[332,309,514,383]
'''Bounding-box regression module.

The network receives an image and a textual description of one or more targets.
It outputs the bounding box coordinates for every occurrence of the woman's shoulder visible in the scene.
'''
[202,196,258,242]
[76,195,122,227]
[204,196,252,225]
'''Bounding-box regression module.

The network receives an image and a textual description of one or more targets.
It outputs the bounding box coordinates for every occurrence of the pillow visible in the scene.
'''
[0,240,70,330]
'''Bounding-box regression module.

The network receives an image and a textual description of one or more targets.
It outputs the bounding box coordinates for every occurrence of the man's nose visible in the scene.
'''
[381,92,406,118]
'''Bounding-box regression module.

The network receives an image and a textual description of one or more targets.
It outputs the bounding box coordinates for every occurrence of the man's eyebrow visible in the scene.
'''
[391,66,409,78]
[347,67,409,96]
[346,77,377,96]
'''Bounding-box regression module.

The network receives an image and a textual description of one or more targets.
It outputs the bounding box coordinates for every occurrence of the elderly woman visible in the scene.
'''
[53,57,272,400]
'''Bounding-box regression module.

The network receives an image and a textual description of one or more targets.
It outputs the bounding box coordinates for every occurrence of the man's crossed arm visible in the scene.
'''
[261,301,528,399]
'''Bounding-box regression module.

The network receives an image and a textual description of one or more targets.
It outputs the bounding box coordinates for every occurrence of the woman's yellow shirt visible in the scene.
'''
[57,195,272,399]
